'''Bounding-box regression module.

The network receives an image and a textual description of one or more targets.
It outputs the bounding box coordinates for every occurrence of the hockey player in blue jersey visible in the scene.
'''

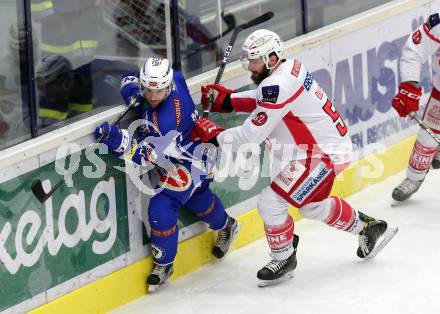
[95,57,240,291]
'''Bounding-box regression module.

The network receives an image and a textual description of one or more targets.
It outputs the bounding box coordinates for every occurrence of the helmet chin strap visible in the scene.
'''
[165,81,174,98]
[264,55,283,73]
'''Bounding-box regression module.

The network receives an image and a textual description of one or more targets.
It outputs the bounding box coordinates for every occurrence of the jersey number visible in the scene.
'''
[322,100,347,136]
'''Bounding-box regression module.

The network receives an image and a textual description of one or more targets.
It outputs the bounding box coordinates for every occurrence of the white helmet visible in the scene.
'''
[240,29,284,71]
[139,57,173,90]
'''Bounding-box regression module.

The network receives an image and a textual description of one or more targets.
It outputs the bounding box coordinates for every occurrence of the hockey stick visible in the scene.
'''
[203,11,274,118]
[185,12,236,59]
[409,112,440,145]
[31,97,138,203]
[206,12,237,45]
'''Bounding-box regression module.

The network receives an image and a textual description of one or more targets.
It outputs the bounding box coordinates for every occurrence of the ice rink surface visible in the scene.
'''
[112,170,440,314]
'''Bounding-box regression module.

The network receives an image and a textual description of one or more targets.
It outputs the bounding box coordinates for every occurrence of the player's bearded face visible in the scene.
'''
[248,58,270,85]
[143,88,168,108]
[251,66,270,85]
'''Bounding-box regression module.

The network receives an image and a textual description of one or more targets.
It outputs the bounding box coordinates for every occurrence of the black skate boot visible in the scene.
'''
[432,150,440,169]
[392,177,423,202]
[357,212,396,259]
[257,234,299,287]
[146,263,174,292]
[213,216,241,259]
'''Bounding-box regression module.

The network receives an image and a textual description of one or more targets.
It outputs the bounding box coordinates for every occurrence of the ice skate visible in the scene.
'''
[147,263,174,292]
[257,234,299,287]
[213,216,241,259]
[392,177,423,202]
[357,212,397,260]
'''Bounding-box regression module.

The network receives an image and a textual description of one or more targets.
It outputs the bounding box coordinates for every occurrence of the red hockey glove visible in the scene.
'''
[201,84,235,113]
[392,82,422,117]
[190,118,224,143]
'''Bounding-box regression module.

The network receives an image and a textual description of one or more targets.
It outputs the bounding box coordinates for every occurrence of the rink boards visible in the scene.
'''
[0,0,436,313]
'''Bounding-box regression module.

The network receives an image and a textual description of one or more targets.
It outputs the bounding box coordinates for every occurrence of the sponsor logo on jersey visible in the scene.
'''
[273,161,306,192]
[251,111,268,126]
[412,30,422,45]
[291,162,332,205]
[303,72,313,91]
[173,97,182,128]
[315,87,324,100]
[261,85,279,103]
[291,59,301,77]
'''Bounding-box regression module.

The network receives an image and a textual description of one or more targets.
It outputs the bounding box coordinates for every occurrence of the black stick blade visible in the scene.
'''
[244,12,274,29]
[31,179,49,203]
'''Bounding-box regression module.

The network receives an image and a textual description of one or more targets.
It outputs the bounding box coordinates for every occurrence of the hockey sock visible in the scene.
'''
[325,197,364,234]
[407,137,437,181]
[194,194,228,230]
[264,215,294,260]
[150,225,178,265]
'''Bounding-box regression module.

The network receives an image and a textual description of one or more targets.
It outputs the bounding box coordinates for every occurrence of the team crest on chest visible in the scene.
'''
[159,165,192,191]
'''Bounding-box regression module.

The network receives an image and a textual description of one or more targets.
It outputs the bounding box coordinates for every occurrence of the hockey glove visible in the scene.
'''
[190,118,224,144]
[201,84,235,113]
[95,122,129,154]
[392,82,422,117]
[130,141,158,166]
[121,72,142,108]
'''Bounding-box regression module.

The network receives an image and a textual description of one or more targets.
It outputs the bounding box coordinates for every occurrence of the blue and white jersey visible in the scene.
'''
[135,70,202,166]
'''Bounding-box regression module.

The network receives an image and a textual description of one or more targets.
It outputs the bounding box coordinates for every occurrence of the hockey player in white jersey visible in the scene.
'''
[391,13,440,201]
[191,29,397,286]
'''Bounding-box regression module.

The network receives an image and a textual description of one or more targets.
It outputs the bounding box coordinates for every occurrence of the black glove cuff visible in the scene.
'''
[208,136,220,147]
[222,95,233,113]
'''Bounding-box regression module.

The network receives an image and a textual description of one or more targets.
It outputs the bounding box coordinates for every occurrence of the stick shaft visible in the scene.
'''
[33,98,137,202]
[409,112,440,145]
[203,12,274,118]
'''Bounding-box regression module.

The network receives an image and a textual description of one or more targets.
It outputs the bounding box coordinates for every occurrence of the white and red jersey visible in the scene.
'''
[217,58,353,175]
[400,13,440,88]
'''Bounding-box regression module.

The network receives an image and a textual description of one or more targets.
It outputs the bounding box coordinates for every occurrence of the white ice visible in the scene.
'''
[111,170,440,314]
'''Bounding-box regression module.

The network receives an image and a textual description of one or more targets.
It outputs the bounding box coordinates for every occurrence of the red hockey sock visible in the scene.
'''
[325,197,357,232]
[264,215,294,260]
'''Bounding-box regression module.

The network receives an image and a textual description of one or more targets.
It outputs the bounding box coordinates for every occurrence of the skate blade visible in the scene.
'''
[365,227,398,260]
[257,271,295,288]
[148,281,169,293]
